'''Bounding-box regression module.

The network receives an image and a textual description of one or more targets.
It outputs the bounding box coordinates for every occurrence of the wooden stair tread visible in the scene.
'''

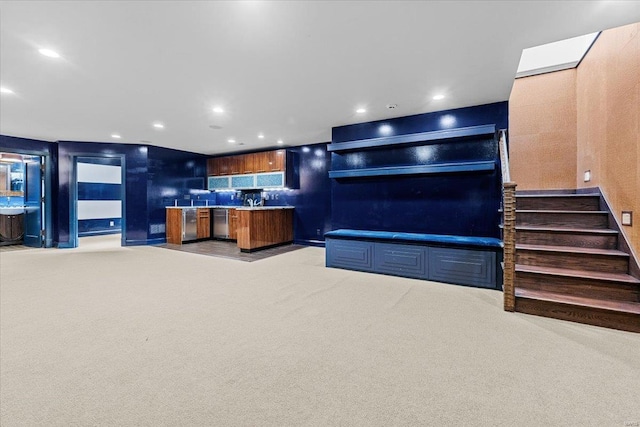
[517,210,608,214]
[515,264,640,284]
[515,288,640,314]
[516,193,600,198]
[516,244,628,257]
[515,225,618,234]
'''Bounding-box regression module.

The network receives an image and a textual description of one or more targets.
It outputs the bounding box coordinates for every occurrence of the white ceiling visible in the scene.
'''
[1,1,639,155]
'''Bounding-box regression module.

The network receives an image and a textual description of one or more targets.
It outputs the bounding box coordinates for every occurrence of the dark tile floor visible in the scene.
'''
[158,239,305,262]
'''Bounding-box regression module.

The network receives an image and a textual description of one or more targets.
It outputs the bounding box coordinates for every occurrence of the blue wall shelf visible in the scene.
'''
[328,160,495,179]
[327,124,496,153]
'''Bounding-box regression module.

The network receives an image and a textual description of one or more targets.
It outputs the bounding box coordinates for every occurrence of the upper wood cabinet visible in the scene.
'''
[241,154,255,174]
[268,150,285,172]
[253,151,270,173]
[207,150,287,176]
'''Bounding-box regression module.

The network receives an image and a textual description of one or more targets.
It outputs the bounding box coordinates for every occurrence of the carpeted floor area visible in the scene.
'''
[1,235,639,426]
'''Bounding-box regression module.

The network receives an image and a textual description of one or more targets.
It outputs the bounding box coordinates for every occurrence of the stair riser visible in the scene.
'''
[516,197,600,211]
[516,230,617,249]
[516,212,608,229]
[516,250,629,274]
[515,298,640,333]
[516,271,640,302]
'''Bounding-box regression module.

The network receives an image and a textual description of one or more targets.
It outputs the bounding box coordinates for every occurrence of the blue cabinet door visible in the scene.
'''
[24,157,43,247]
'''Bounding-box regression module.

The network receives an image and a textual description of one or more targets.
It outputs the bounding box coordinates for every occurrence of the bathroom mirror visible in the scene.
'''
[0,153,25,198]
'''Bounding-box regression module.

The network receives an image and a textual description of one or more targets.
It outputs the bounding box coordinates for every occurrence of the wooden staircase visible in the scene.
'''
[512,192,640,332]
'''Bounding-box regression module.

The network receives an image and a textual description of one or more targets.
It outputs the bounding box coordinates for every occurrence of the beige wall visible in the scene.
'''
[509,69,577,190]
[508,23,639,256]
[576,23,639,257]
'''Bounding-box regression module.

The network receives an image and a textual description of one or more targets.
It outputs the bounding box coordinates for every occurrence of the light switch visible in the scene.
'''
[583,170,591,182]
[621,211,632,226]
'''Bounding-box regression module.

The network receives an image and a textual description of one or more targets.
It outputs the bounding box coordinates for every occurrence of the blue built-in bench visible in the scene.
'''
[325,229,503,289]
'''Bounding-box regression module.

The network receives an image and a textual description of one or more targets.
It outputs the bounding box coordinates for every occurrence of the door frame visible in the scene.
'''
[0,149,53,247]
[69,154,126,248]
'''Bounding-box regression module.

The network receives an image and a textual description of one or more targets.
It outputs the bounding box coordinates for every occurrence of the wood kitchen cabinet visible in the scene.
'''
[206,158,216,176]
[236,208,294,252]
[208,150,287,176]
[252,152,268,173]
[197,208,210,239]
[228,155,241,175]
[269,150,285,172]
[228,208,238,240]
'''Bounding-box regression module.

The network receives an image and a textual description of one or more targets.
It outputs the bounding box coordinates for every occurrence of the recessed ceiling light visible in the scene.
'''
[356,108,367,114]
[277,139,283,144]
[228,139,236,143]
[386,104,398,109]
[111,134,121,139]
[153,122,164,129]
[38,48,60,58]
[433,94,445,100]
[209,125,223,130]
[0,87,14,94]
[213,107,224,113]
[258,133,265,139]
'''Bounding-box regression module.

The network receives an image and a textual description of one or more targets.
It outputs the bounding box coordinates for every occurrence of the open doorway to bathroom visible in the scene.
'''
[74,156,125,248]
[0,152,45,248]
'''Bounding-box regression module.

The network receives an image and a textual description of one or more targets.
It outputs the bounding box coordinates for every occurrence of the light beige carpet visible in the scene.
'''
[1,235,639,426]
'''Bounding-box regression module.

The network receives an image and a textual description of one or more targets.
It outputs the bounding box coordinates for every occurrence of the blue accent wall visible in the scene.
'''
[330,102,508,239]
[147,145,207,241]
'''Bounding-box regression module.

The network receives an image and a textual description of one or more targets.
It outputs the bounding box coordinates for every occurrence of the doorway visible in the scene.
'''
[72,155,126,248]
[0,152,45,248]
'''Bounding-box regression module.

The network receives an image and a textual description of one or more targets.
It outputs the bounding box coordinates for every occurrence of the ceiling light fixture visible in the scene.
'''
[38,48,60,58]
[213,107,224,113]
[356,108,366,114]
[433,94,445,100]
[386,104,398,109]
[258,133,265,139]
[0,87,14,94]
[111,134,121,139]
[228,139,236,143]
[153,122,164,129]
[277,139,283,144]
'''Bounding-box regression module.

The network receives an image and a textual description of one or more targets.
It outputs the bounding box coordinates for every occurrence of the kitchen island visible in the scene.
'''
[236,206,294,252]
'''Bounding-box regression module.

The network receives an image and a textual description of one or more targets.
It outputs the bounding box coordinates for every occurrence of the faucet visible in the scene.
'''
[190,199,194,207]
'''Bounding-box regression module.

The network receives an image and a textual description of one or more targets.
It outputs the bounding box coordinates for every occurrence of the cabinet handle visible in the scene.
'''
[257,169,266,172]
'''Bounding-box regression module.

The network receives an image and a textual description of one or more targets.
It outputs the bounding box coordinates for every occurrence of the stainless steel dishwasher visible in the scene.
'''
[182,208,198,242]
[213,208,229,239]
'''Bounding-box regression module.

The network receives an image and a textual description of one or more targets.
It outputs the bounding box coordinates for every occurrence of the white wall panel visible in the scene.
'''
[77,200,122,219]
[77,163,121,184]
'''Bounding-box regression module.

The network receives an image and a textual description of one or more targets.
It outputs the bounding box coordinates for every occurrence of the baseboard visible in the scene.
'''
[295,239,325,247]
[78,229,121,237]
[124,237,166,246]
